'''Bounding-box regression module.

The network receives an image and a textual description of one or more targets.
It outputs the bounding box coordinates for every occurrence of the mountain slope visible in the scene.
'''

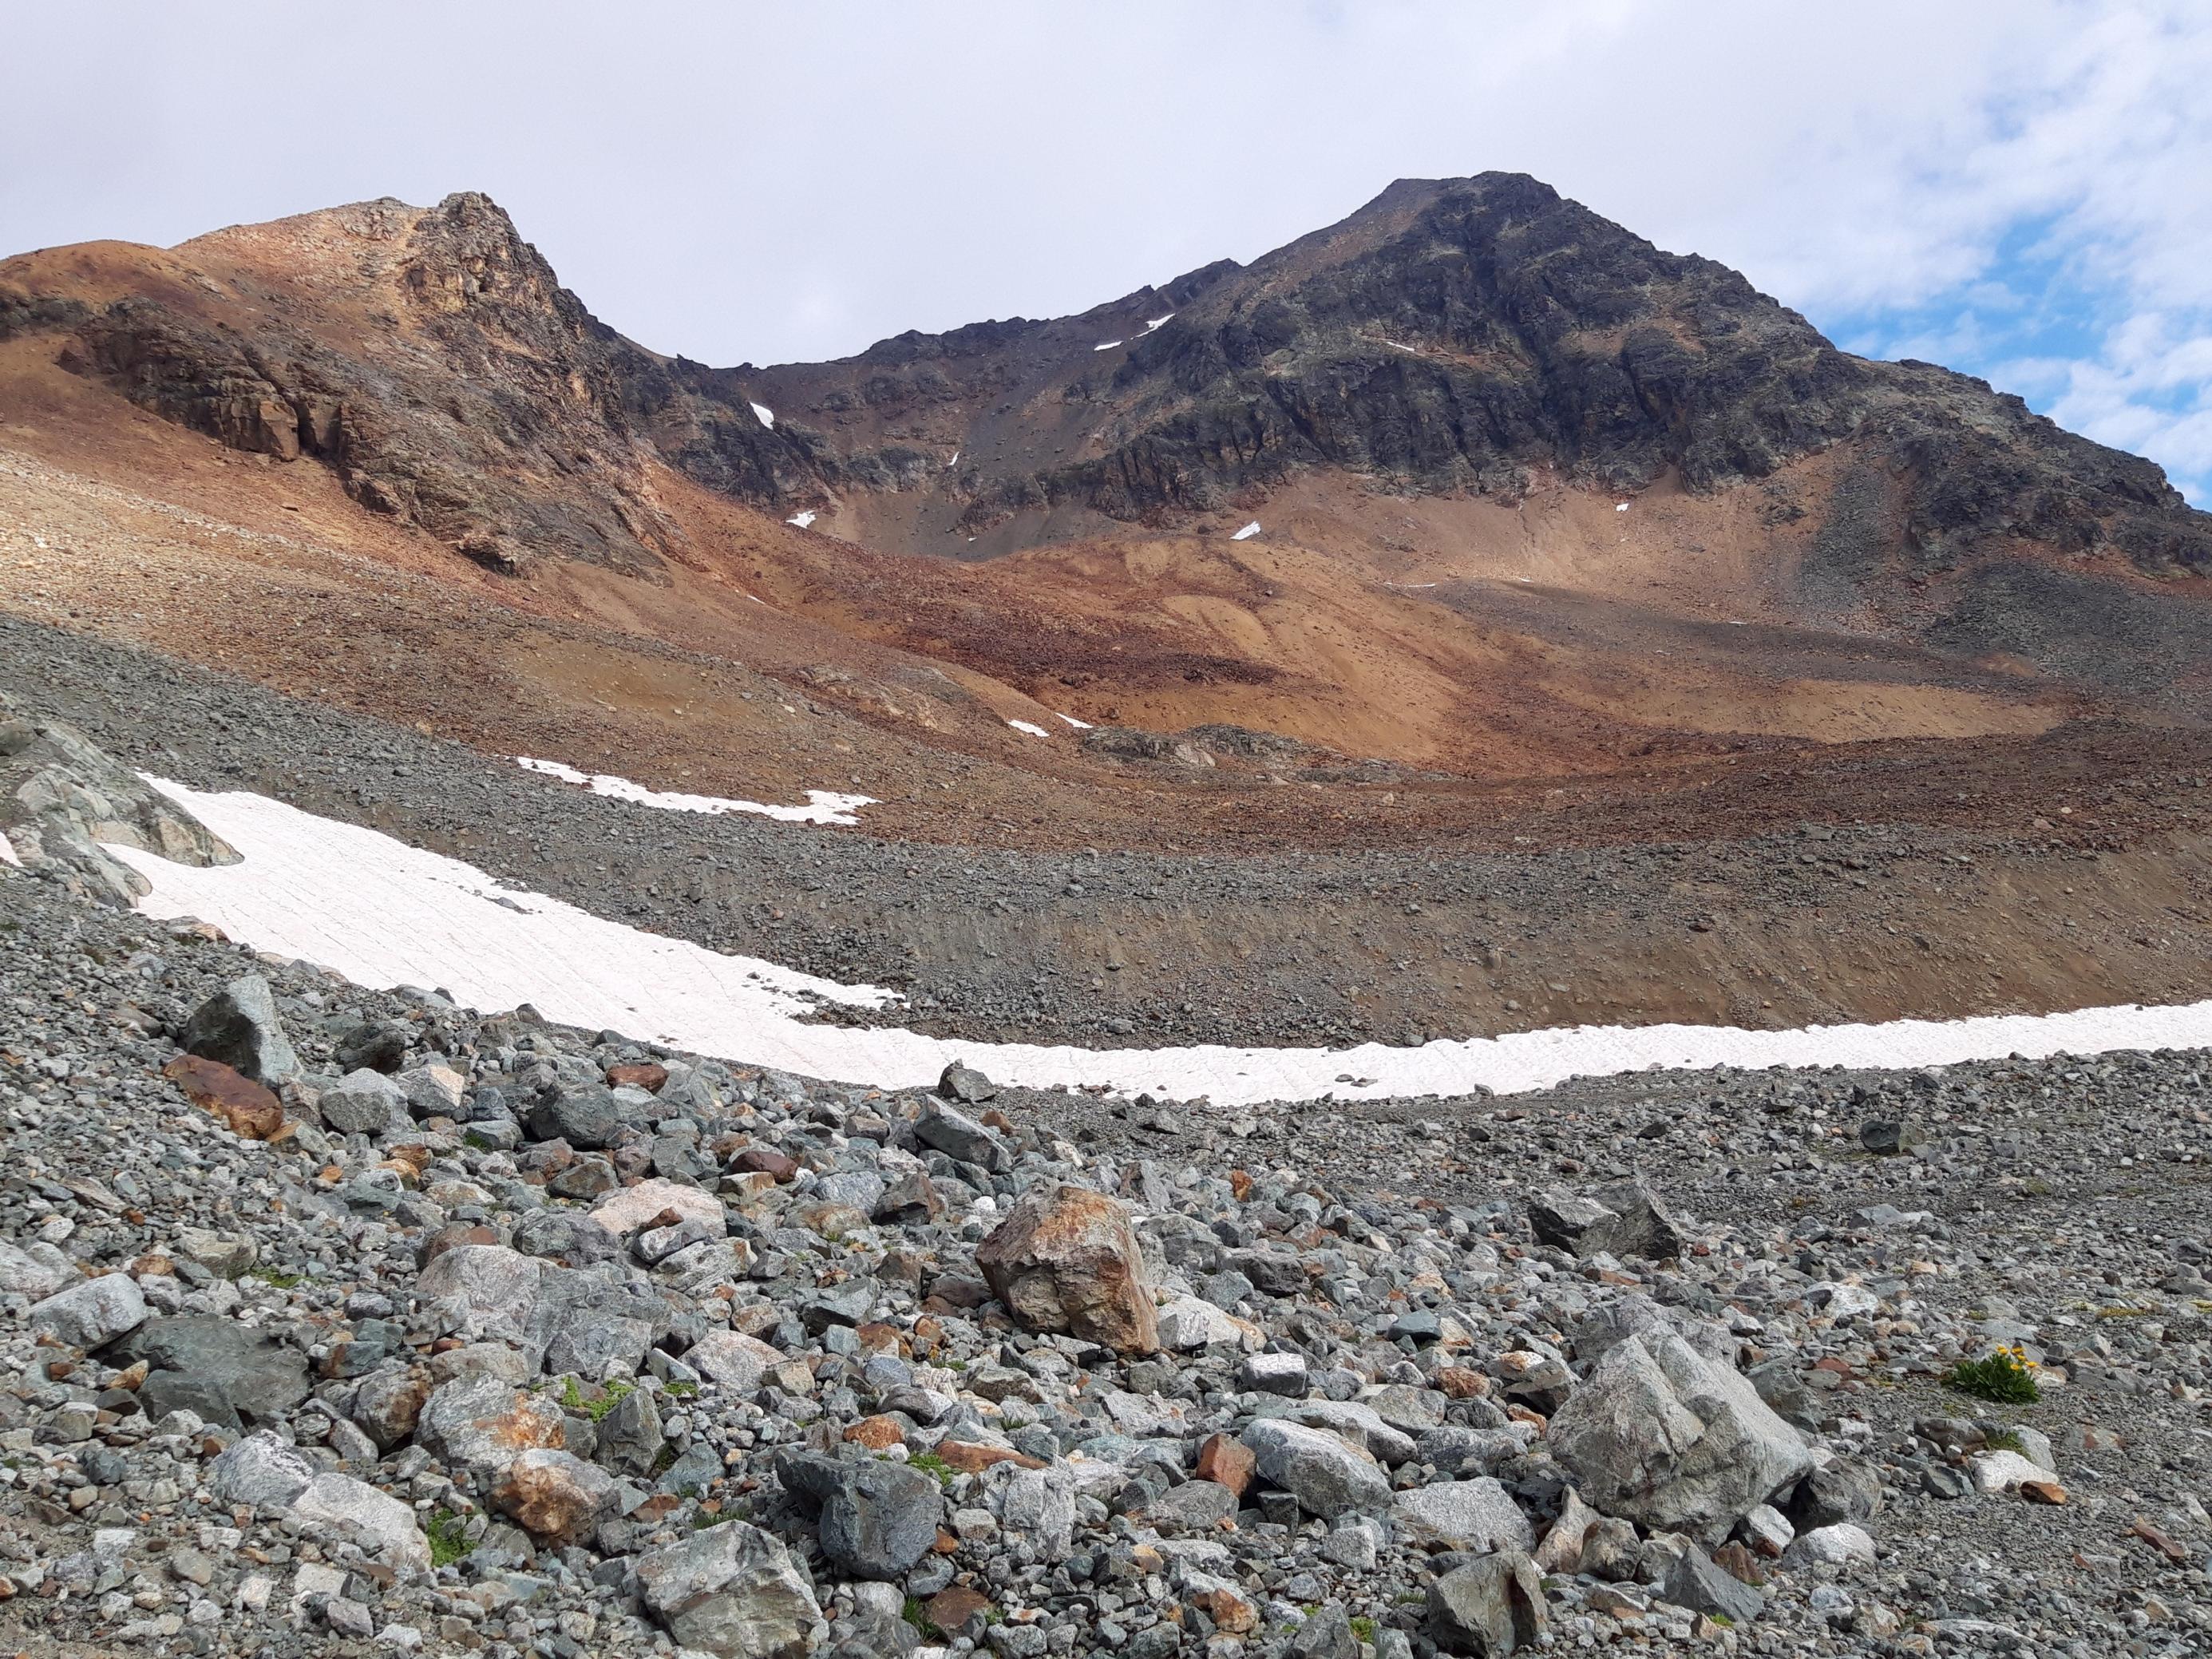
[1,175,2208,794]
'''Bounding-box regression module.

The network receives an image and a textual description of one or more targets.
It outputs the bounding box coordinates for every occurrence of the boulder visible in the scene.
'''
[208,1430,317,1510]
[289,1472,429,1570]
[1428,1550,1548,1655]
[635,1518,825,1658]
[915,1095,1009,1170]
[1664,1546,1766,1624]
[414,1374,565,1473]
[178,975,299,1086]
[28,1273,146,1350]
[975,1184,1159,1354]
[414,1244,543,1348]
[1784,1522,1878,1569]
[107,1316,311,1428]
[1529,1177,1685,1261]
[0,713,237,905]
[319,1069,409,1136]
[589,1178,725,1239]
[687,1329,788,1394]
[776,1451,944,1579]
[1393,1479,1535,1552]
[936,1061,998,1104]
[1157,1295,1252,1352]
[1240,1419,1390,1519]
[1548,1329,1811,1543]
[0,1238,77,1301]
[334,1019,413,1074]
[160,1055,285,1139]
[491,1448,618,1542]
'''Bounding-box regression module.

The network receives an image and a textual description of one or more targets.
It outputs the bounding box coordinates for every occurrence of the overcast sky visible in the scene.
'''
[6,2,2208,502]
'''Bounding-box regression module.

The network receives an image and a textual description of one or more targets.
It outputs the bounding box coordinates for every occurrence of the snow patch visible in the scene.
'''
[751,402,775,429]
[1231,521,1261,540]
[1006,719,1051,738]
[516,758,872,826]
[1144,314,1174,331]
[1055,712,1093,730]
[107,779,2212,1109]
[1094,340,1122,351]
[1615,501,1630,512]
[785,509,818,529]
[947,451,960,469]
[1383,339,1423,354]
[0,832,20,868]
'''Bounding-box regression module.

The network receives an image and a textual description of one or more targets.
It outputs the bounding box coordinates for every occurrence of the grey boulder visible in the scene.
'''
[776,1451,944,1579]
[1428,1550,1549,1654]
[635,1518,825,1658]
[1549,1329,1811,1544]
[1241,1419,1390,1519]
[28,1273,146,1350]
[179,975,300,1086]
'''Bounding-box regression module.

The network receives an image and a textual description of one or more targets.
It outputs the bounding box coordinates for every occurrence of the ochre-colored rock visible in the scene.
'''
[1196,1431,1256,1498]
[162,1055,283,1139]
[974,1184,1159,1355]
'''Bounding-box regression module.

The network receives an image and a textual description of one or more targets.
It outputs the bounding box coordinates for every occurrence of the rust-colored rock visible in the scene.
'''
[162,1055,283,1139]
[1196,1431,1256,1498]
[974,1183,1159,1355]
[605,1061,669,1091]
[932,1440,1046,1474]
[421,1222,499,1263]
[490,1448,615,1542]
[1190,1583,1258,1634]
[924,1585,993,1634]
[1436,1367,1491,1399]
[2021,1479,2068,1505]
[733,1146,799,1182]
[842,1415,905,1451]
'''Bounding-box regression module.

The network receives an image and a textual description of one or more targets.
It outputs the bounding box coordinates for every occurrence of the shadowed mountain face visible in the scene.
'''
[1,172,2208,762]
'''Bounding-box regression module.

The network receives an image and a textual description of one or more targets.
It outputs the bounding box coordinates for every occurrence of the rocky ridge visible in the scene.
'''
[4,721,2212,1657]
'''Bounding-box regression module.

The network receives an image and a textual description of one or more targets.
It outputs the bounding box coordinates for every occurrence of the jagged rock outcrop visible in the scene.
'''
[0,700,236,904]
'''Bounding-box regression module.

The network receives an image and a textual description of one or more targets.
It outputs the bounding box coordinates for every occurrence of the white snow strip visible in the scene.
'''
[1006,719,1051,738]
[1094,340,1122,351]
[785,510,818,529]
[1615,501,1630,512]
[1055,712,1093,730]
[516,757,873,826]
[0,832,20,868]
[105,780,2212,1108]
[947,451,960,469]
[1231,521,1261,540]
[750,402,775,429]
[1144,314,1173,331]
[1383,339,1423,354]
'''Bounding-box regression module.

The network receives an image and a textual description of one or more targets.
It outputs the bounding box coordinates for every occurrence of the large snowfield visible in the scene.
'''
[105,779,2212,1107]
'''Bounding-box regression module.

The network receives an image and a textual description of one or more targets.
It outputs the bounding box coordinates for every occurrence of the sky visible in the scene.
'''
[5,2,2208,505]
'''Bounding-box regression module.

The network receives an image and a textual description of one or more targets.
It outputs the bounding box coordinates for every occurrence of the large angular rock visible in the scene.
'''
[1240,1419,1390,1519]
[589,1178,725,1239]
[0,1238,78,1301]
[415,1244,544,1348]
[915,1095,1009,1170]
[319,1068,410,1136]
[1428,1550,1548,1655]
[1529,1177,1684,1261]
[975,1183,1159,1355]
[635,1519,825,1659]
[1664,1547,1765,1625]
[28,1273,146,1350]
[1393,1479,1535,1552]
[687,1329,788,1393]
[776,1451,944,1579]
[414,1374,566,1473]
[491,1448,617,1542]
[178,975,300,1086]
[108,1316,311,1428]
[1548,1330,1811,1544]
[0,713,237,905]
[290,1472,429,1569]
[208,1430,317,1510]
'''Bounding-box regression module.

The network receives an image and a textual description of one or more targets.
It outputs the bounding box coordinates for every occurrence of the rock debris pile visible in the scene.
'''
[5,814,2212,1655]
